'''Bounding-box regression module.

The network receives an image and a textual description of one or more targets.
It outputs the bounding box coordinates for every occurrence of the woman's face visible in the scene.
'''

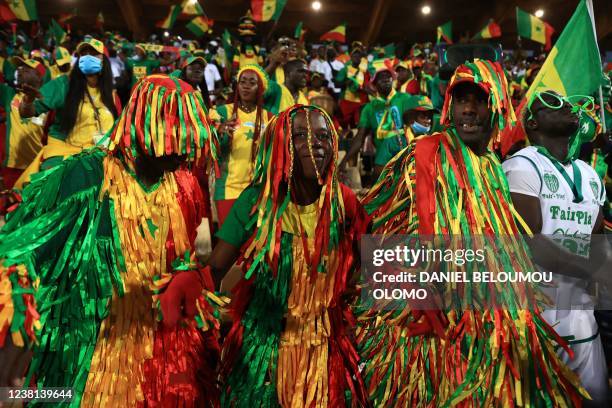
[292,110,333,181]
[238,70,259,104]
[79,45,103,61]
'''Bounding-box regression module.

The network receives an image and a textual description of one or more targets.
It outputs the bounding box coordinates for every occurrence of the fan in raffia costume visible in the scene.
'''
[0,74,224,407]
[356,60,590,407]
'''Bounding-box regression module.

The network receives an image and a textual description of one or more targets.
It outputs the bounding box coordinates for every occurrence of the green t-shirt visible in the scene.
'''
[358,91,417,165]
[127,58,160,87]
[33,75,70,140]
[216,185,260,247]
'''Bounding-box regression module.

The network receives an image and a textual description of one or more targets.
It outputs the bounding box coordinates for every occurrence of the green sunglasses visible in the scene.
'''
[526,90,595,121]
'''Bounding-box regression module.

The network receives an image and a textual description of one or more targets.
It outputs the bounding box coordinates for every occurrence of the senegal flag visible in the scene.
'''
[7,0,37,21]
[516,7,554,50]
[525,0,602,101]
[320,23,346,43]
[157,5,181,29]
[436,21,452,44]
[186,16,213,37]
[501,0,603,156]
[294,21,305,41]
[472,19,501,39]
[49,18,66,44]
[251,0,287,22]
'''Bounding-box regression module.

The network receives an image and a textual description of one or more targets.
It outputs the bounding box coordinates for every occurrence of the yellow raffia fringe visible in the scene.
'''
[81,156,189,407]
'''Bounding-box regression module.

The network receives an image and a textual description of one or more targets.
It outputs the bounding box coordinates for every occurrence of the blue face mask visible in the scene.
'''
[78,55,102,75]
[411,121,431,135]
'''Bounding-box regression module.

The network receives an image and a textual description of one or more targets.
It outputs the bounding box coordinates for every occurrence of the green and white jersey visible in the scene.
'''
[503,146,608,400]
[503,146,604,239]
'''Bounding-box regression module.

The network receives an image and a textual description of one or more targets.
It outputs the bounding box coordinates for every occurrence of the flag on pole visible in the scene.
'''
[472,19,502,39]
[294,21,305,41]
[157,5,181,30]
[320,23,346,43]
[7,0,37,21]
[181,0,204,16]
[502,0,604,155]
[251,0,287,22]
[186,16,213,37]
[95,12,104,30]
[58,8,77,24]
[49,18,66,44]
[516,7,554,50]
[436,21,452,44]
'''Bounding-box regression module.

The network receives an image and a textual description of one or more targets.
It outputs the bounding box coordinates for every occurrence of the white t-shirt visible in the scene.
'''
[205,63,221,102]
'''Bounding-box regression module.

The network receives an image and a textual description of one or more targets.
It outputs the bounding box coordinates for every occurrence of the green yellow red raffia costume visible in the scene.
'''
[0,74,222,407]
[357,60,588,407]
[219,105,369,407]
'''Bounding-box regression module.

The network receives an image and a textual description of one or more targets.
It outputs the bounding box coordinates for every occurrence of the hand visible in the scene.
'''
[218,120,237,138]
[16,83,41,102]
[159,270,205,328]
[0,336,32,389]
[269,46,288,66]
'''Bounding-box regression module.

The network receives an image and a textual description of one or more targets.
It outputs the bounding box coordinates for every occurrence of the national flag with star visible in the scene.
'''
[7,0,37,21]
[472,19,501,39]
[320,23,346,43]
[502,0,604,155]
[49,18,66,44]
[58,8,77,24]
[186,16,213,37]
[157,5,181,29]
[181,0,204,16]
[251,0,287,22]
[436,21,452,44]
[95,11,104,30]
[516,7,554,50]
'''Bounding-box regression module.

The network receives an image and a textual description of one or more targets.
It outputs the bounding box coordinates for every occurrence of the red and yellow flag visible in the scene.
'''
[320,23,346,43]
[472,19,501,39]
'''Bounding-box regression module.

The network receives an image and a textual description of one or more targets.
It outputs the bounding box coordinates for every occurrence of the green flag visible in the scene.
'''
[294,21,304,41]
[49,18,66,44]
[525,0,603,102]
[436,21,452,44]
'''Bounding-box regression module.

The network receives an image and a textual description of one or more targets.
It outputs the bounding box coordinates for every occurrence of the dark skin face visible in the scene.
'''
[135,152,186,188]
[406,110,433,128]
[286,62,308,91]
[396,66,410,84]
[292,110,333,204]
[310,75,324,89]
[350,50,362,67]
[237,70,258,104]
[135,48,146,59]
[451,82,492,155]
[16,66,42,89]
[185,61,205,87]
[317,46,326,59]
[375,71,393,97]
[525,92,579,162]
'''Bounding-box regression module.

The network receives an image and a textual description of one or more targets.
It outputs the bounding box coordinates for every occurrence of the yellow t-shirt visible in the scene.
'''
[210,103,269,200]
[6,93,45,169]
[279,85,309,112]
[66,86,115,148]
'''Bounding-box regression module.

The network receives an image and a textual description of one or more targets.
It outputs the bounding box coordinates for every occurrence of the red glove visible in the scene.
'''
[159,270,205,328]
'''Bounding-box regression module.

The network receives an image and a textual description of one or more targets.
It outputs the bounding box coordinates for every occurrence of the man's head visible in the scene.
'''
[395,63,410,84]
[441,60,515,152]
[524,91,581,157]
[450,82,492,146]
[181,56,206,86]
[374,70,394,96]
[12,58,44,89]
[403,96,435,135]
[317,45,326,59]
[310,72,325,89]
[134,45,146,60]
[291,108,334,182]
[284,59,308,89]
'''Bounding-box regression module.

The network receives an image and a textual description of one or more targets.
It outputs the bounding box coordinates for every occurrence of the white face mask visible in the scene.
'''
[13,70,19,86]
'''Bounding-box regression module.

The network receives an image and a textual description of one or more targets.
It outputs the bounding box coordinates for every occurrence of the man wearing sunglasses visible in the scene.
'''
[503,90,610,406]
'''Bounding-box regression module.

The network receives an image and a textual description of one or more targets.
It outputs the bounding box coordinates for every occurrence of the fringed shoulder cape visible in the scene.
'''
[0,148,222,407]
[356,131,589,407]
